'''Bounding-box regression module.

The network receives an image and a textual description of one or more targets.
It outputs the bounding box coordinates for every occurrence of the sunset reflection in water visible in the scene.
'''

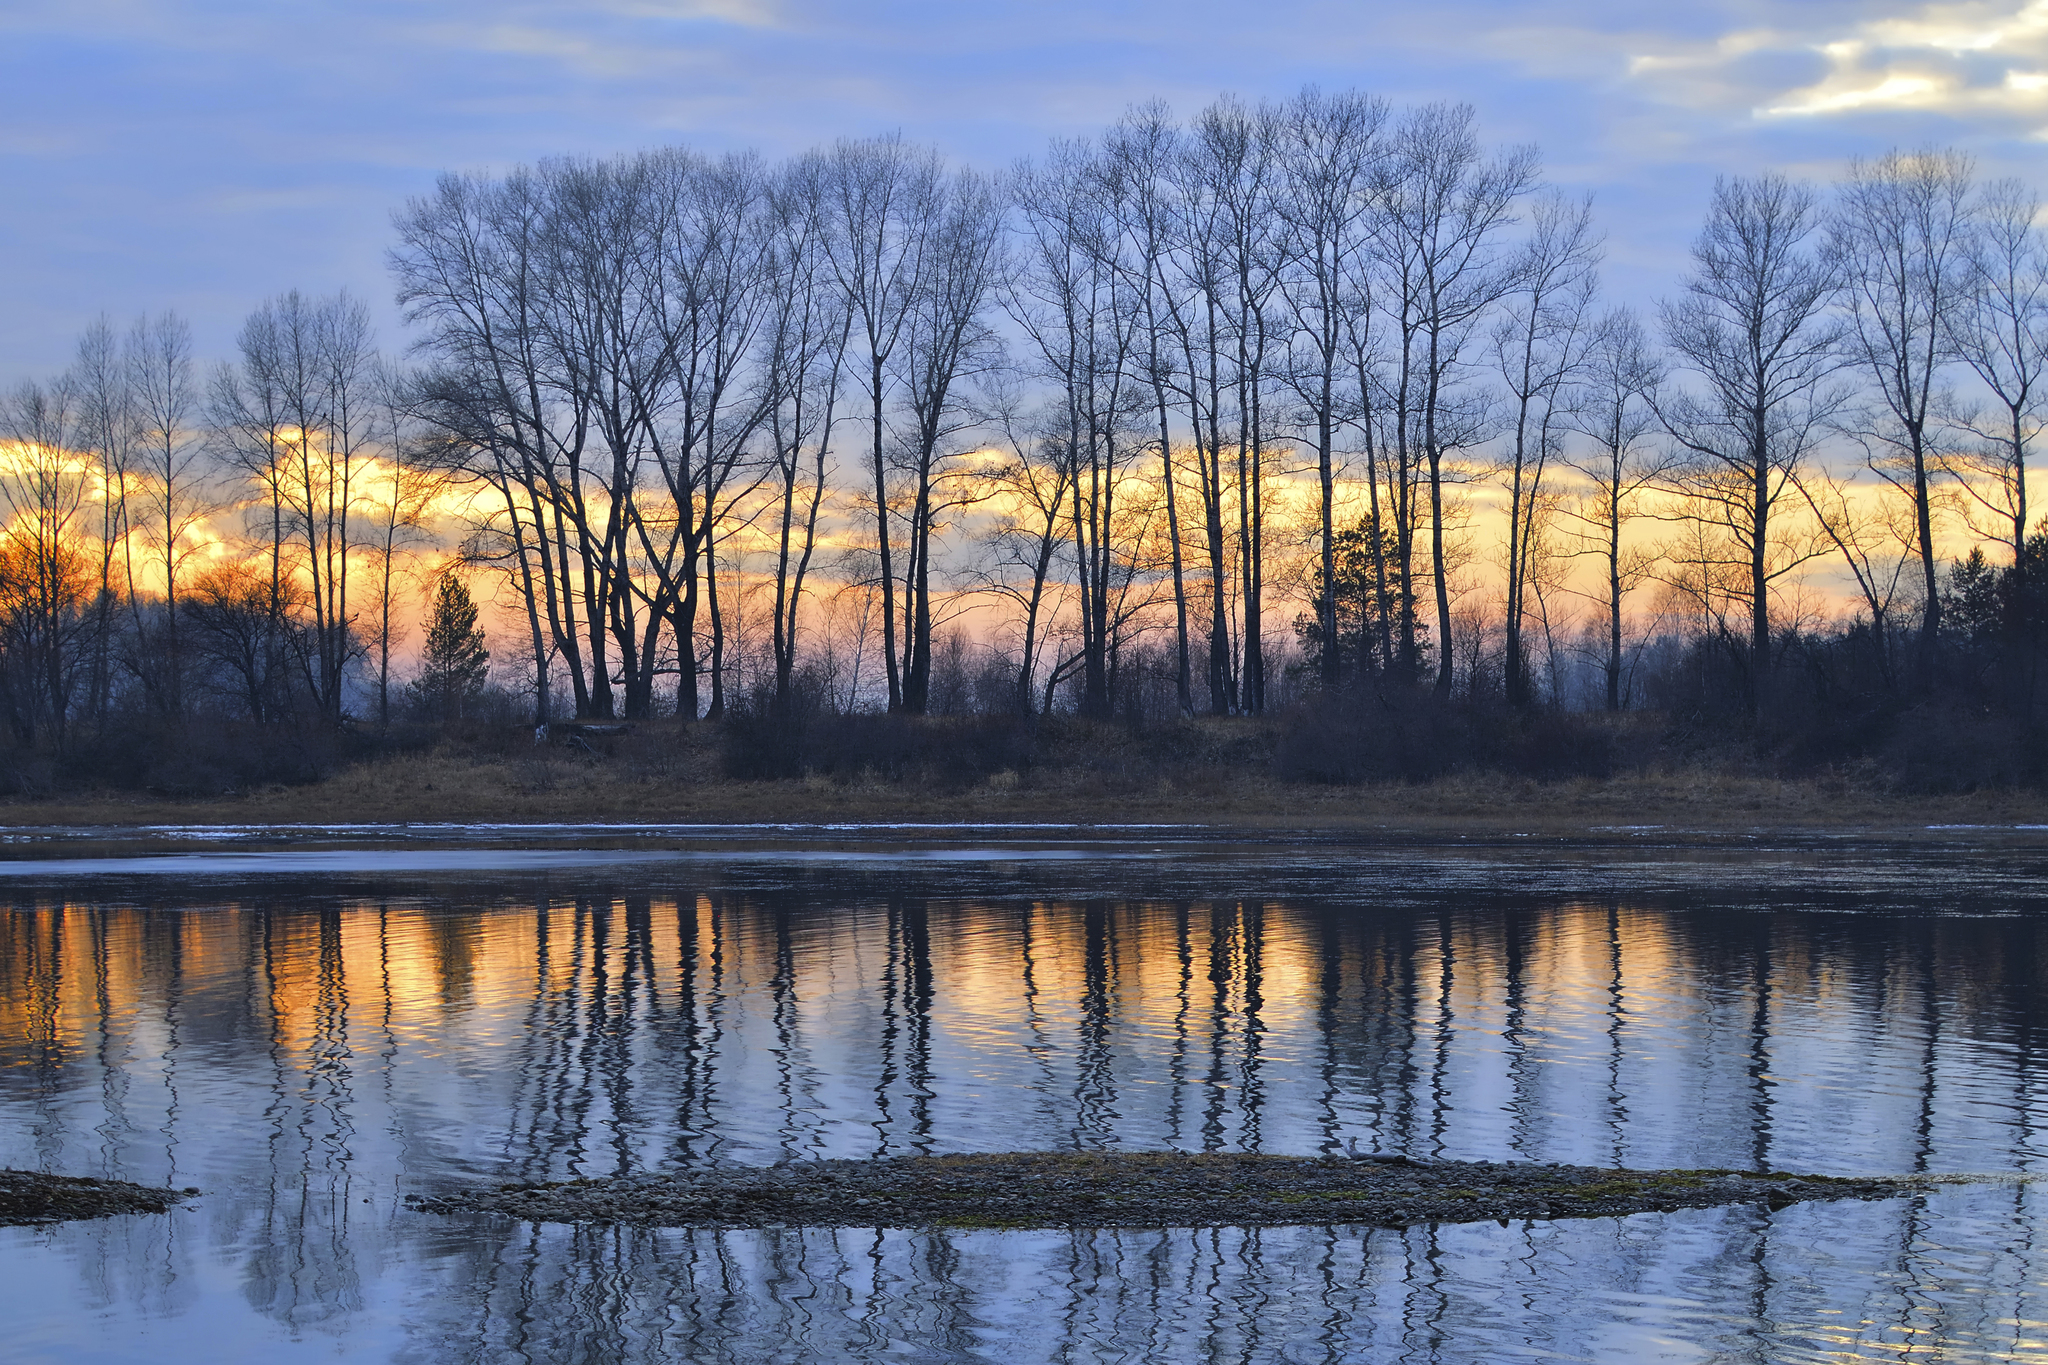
[4,848,2048,1362]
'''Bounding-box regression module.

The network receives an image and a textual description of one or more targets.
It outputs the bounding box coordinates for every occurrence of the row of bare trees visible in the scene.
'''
[0,293,441,750]
[391,142,1006,722]
[386,94,1548,722]
[387,94,2048,728]
[5,90,2048,756]
[1655,153,2047,713]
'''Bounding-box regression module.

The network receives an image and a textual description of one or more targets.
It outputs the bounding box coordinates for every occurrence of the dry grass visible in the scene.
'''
[3,717,2045,840]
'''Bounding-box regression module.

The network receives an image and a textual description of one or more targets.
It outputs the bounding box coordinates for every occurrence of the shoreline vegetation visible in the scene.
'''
[4,125,2048,853]
[1,716,2045,838]
[406,1151,1943,1231]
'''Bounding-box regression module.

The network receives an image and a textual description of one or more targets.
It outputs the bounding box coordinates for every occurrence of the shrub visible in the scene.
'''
[1273,687,1625,784]
[721,709,1038,787]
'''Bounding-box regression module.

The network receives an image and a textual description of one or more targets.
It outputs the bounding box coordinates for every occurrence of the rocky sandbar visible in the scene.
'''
[407,1151,1931,1230]
[0,1169,196,1227]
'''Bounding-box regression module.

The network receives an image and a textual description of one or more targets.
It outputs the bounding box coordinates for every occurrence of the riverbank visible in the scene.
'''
[3,738,2045,842]
[407,1151,1940,1230]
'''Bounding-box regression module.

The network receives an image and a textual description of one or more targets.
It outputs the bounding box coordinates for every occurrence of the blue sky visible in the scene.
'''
[7,0,2048,377]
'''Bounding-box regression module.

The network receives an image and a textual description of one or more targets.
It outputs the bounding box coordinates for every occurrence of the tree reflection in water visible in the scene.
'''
[3,857,2048,1362]
[388,1206,2046,1364]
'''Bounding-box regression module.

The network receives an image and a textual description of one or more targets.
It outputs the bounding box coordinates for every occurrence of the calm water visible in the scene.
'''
[4,825,2048,1363]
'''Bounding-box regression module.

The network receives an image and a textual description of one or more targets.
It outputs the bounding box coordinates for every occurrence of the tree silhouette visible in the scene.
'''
[412,572,488,723]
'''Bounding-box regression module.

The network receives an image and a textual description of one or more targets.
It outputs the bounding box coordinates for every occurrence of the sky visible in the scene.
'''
[7,0,2048,380]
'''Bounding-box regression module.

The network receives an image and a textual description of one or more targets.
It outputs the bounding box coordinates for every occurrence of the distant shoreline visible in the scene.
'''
[0,747,2045,846]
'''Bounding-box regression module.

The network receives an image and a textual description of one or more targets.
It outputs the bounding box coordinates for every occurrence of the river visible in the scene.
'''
[2,824,2046,1363]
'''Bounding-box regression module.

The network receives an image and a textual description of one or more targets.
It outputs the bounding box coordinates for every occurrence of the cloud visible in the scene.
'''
[1612,1,2048,134]
[600,0,779,25]
[18,0,2048,384]
[457,22,719,79]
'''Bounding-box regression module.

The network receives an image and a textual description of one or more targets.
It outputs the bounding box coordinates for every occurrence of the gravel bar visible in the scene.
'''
[1,1170,197,1227]
[407,1152,1933,1230]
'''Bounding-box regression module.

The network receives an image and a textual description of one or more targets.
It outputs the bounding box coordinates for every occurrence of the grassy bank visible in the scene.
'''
[2,715,2045,837]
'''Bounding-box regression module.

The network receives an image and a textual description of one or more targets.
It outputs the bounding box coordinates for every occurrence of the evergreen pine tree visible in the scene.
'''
[412,572,489,722]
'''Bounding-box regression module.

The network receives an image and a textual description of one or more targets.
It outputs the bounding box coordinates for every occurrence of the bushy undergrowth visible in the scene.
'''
[1879,704,2045,792]
[722,708,1040,786]
[0,716,434,799]
[1644,625,2048,792]
[0,671,549,800]
[8,608,2048,804]
[1272,687,1634,784]
[721,691,1637,794]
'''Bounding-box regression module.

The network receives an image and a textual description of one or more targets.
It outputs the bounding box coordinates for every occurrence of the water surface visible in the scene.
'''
[4,826,2047,1363]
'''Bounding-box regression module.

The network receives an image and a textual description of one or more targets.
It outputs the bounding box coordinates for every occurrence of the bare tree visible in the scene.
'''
[975,374,1075,712]
[184,561,296,722]
[1832,147,1976,679]
[1562,307,1667,711]
[1798,467,1918,691]
[530,155,663,720]
[1191,96,1286,715]
[306,293,376,723]
[892,165,1007,713]
[1343,235,1403,681]
[1273,86,1387,689]
[640,150,775,720]
[1947,177,2048,581]
[366,363,440,726]
[395,161,663,721]
[758,164,851,714]
[1490,190,1599,706]
[0,378,95,746]
[1153,107,1248,714]
[809,135,944,712]
[1659,173,1843,701]
[1128,97,1286,715]
[208,301,302,722]
[1009,139,1151,717]
[126,311,210,719]
[1103,104,1196,714]
[395,167,601,722]
[210,290,375,724]
[68,317,132,724]
[1374,102,1538,696]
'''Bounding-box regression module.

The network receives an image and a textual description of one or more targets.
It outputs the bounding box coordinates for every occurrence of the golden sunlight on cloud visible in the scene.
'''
[1758,1,2048,127]
[1628,28,1790,79]
[1767,71,1949,117]
[1859,1,2048,53]
[1621,1,2048,133]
